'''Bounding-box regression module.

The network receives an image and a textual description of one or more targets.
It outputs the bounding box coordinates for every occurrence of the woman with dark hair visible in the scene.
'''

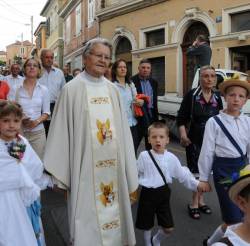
[177,65,223,220]
[112,59,143,153]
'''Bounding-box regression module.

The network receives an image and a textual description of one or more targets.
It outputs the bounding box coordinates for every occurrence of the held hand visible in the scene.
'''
[180,136,191,147]
[22,119,38,130]
[129,190,138,205]
[53,185,67,200]
[197,181,211,193]
[134,98,144,107]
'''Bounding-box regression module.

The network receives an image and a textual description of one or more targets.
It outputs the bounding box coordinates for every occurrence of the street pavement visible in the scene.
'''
[41,138,222,246]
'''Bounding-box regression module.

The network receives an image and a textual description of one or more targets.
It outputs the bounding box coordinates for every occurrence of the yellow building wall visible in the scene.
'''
[99,0,250,94]
[41,28,47,49]
[100,0,250,42]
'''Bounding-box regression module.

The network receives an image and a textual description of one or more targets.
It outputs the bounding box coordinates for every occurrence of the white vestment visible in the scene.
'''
[44,71,139,246]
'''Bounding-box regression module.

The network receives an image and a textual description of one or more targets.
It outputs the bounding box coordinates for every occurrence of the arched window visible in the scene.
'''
[116,37,132,55]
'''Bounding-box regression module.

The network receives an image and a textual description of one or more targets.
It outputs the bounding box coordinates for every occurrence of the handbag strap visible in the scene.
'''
[214,115,244,157]
[218,237,233,246]
[147,150,167,186]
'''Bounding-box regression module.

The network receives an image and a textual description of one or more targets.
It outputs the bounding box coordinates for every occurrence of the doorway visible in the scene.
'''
[182,22,210,94]
[115,37,132,76]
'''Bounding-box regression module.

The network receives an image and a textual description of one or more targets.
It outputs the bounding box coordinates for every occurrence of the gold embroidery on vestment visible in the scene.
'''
[102,220,120,230]
[96,119,112,145]
[90,97,109,104]
[96,159,116,168]
[99,181,115,207]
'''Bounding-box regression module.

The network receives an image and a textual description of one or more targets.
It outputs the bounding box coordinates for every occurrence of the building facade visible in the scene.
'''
[0,51,7,63]
[33,22,47,59]
[40,0,66,68]
[6,40,33,66]
[97,0,250,97]
[59,0,99,71]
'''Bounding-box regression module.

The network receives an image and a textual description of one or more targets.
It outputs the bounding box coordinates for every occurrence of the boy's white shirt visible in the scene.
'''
[198,111,250,181]
[212,223,250,246]
[137,149,198,191]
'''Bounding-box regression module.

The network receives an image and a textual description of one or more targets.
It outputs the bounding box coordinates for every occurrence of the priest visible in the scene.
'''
[44,38,138,246]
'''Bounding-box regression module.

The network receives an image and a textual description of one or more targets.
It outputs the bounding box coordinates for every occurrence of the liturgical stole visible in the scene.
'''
[86,81,122,246]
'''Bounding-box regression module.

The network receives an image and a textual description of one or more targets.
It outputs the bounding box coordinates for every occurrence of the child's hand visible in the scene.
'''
[197,181,211,192]
[53,185,67,200]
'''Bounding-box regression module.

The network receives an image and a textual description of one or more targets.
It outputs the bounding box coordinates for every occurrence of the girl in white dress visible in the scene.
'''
[0,100,52,246]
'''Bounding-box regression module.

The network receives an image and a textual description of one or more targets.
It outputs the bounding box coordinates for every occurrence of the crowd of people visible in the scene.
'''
[0,37,250,246]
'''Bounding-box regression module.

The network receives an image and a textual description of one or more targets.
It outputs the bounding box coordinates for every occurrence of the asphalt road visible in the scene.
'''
[41,138,222,246]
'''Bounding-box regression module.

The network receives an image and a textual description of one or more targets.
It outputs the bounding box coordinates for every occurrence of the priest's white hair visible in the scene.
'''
[82,38,113,57]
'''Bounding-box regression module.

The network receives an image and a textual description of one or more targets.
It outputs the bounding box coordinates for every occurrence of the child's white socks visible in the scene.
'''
[152,228,170,246]
[207,225,224,245]
[143,230,152,246]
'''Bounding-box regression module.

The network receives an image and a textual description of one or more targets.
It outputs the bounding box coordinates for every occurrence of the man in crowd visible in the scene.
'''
[63,65,73,82]
[187,34,212,68]
[131,59,158,150]
[5,63,24,100]
[44,38,138,246]
[38,49,65,135]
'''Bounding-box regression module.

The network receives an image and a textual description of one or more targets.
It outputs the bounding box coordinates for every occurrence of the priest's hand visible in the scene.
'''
[129,190,138,205]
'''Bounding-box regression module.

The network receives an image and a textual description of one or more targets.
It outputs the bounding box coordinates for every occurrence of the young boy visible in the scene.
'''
[198,77,250,245]
[135,121,205,246]
[212,164,250,245]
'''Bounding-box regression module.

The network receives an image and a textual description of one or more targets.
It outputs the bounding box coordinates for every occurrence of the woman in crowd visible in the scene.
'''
[112,59,143,153]
[13,58,50,160]
[72,68,81,77]
[177,65,223,219]
[104,62,113,81]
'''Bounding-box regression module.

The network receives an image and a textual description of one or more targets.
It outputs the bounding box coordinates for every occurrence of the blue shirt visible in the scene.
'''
[140,79,153,109]
[114,81,137,127]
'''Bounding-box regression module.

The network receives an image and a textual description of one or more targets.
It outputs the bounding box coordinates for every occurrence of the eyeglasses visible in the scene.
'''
[26,63,39,68]
[89,52,111,62]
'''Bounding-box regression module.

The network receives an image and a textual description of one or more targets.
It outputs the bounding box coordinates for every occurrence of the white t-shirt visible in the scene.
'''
[137,149,198,190]
[199,111,250,181]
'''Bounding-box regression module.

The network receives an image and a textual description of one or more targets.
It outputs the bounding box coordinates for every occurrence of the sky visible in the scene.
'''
[0,0,48,51]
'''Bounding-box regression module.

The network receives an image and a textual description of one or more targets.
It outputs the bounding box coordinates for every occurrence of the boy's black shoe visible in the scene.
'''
[151,236,154,246]
[203,237,209,246]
